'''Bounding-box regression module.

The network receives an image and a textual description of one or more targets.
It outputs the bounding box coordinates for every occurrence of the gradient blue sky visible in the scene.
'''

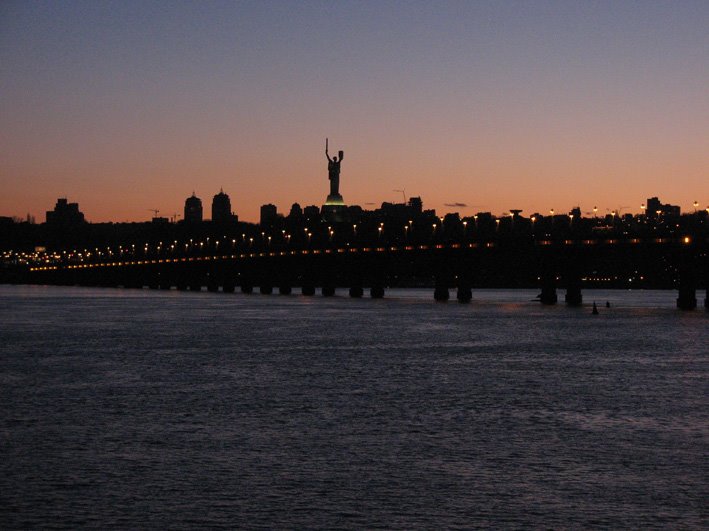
[2,0,707,222]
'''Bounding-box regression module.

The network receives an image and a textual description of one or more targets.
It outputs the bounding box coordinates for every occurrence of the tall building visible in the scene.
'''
[46,198,85,225]
[184,193,203,223]
[408,197,423,215]
[211,188,232,223]
[647,197,661,218]
[260,204,278,226]
[288,203,303,220]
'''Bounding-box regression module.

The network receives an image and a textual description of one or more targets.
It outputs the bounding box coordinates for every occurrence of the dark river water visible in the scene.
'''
[1,285,707,529]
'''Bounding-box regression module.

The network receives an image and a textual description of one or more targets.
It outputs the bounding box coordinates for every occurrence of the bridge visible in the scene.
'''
[20,232,709,310]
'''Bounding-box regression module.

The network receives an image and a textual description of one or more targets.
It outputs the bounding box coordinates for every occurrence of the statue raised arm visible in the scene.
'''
[325,138,344,200]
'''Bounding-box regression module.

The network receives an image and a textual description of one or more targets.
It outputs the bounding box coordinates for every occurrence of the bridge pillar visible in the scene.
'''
[148,271,159,290]
[175,269,187,291]
[456,272,473,303]
[539,271,557,305]
[277,271,292,294]
[564,268,582,306]
[279,284,292,295]
[189,282,201,292]
[349,285,364,298]
[370,285,385,298]
[207,275,219,293]
[301,283,315,296]
[223,277,235,293]
[676,265,696,310]
[434,285,449,301]
[240,282,253,294]
[456,286,472,303]
[434,275,449,301]
[322,285,335,297]
[260,285,273,295]
[159,272,172,290]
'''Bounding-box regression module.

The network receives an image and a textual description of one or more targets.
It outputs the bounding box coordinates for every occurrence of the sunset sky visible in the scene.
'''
[2,0,707,223]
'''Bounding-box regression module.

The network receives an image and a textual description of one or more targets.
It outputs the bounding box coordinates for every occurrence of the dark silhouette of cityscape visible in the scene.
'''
[1,147,707,308]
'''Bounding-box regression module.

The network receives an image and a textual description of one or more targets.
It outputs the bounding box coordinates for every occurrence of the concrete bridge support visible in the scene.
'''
[539,270,557,305]
[456,272,473,303]
[369,269,385,299]
[223,278,235,293]
[278,284,292,295]
[370,285,385,298]
[434,273,450,302]
[349,276,364,298]
[676,265,697,310]
[538,250,558,304]
[301,283,315,296]
[207,273,219,293]
[564,268,583,306]
[321,285,335,297]
[349,286,364,298]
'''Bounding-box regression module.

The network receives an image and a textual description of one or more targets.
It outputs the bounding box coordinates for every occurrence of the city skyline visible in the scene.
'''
[2,1,707,223]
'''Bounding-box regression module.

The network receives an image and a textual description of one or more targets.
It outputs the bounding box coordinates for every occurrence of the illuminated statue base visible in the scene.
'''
[325,193,345,206]
[321,199,348,223]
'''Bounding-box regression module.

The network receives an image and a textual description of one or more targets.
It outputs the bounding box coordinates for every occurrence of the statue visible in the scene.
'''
[325,138,344,204]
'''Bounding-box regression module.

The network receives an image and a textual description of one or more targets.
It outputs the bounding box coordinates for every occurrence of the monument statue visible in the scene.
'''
[325,138,344,205]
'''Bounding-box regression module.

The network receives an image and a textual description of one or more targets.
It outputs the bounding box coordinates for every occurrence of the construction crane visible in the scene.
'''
[393,189,406,203]
[148,209,160,217]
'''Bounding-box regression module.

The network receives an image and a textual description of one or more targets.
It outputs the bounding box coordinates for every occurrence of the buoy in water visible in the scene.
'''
[592,302,599,315]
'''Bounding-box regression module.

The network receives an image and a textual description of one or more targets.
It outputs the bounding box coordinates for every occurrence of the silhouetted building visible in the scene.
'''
[408,196,423,214]
[647,197,680,219]
[184,193,203,223]
[260,204,278,226]
[444,212,460,225]
[647,197,661,218]
[303,205,320,222]
[46,198,85,225]
[212,189,232,224]
[288,203,303,220]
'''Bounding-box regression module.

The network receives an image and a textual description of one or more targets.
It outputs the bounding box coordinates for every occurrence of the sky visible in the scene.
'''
[1,0,707,223]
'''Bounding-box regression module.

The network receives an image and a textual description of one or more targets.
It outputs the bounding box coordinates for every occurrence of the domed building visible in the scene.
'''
[211,188,232,224]
[184,193,203,223]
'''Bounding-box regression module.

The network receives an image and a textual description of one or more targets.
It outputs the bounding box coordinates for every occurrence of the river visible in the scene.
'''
[1,285,707,528]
